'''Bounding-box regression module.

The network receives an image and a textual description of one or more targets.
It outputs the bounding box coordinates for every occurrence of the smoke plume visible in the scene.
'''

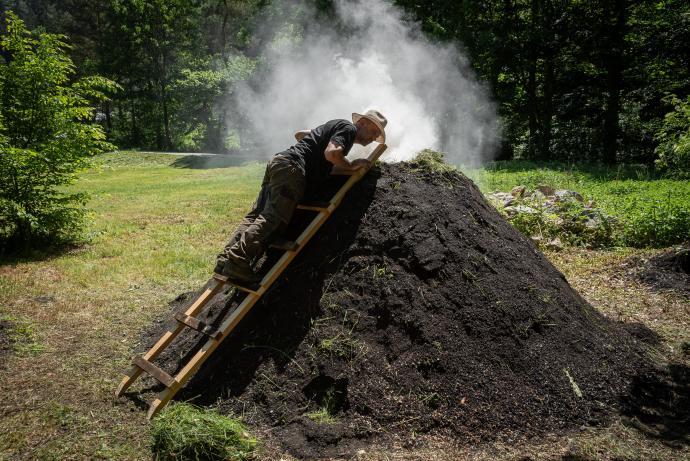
[232,0,499,165]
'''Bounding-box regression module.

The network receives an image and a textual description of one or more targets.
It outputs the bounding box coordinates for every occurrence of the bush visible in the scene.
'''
[0,12,117,252]
[150,403,257,461]
[655,94,690,179]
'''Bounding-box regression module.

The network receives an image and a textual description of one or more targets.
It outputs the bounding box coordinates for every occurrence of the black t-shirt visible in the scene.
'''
[282,119,357,187]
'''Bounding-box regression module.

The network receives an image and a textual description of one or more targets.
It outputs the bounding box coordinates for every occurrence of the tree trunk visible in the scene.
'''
[525,0,540,159]
[161,53,172,151]
[540,0,555,159]
[602,0,626,165]
[104,100,112,138]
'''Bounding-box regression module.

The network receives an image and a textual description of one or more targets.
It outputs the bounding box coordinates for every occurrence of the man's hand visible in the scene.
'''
[324,141,371,172]
[294,130,310,141]
[350,158,371,170]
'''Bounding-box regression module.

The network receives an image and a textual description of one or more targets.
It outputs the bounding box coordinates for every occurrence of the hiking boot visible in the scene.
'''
[213,259,227,275]
[223,260,262,284]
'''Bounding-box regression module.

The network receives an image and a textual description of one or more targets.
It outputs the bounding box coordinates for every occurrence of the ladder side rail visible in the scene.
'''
[145,143,386,417]
[116,280,226,396]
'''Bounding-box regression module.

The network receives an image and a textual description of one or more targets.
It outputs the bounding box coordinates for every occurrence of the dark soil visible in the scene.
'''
[0,318,12,368]
[139,162,656,459]
[638,246,690,298]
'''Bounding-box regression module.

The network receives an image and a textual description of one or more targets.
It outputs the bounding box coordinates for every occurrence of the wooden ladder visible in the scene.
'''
[115,143,387,419]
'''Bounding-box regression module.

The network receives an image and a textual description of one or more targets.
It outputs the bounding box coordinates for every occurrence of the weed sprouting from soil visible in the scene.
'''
[150,403,256,461]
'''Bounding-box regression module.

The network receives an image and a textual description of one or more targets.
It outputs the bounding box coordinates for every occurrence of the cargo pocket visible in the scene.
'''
[273,192,298,225]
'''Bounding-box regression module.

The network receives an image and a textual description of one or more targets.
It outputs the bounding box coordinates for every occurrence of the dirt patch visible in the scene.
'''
[139,162,655,459]
[638,246,690,297]
[0,318,12,367]
[622,363,690,446]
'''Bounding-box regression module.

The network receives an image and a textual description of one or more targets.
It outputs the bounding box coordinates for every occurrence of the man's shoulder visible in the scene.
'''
[326,119,356,130]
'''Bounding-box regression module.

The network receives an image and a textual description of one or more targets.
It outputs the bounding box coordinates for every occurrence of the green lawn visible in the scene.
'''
[0,151,687,460]
[0,152,266,459]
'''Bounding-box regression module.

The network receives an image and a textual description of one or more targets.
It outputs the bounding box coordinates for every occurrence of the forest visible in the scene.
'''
[2,0,688,167]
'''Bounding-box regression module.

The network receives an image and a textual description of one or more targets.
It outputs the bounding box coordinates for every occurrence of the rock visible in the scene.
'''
[528,190,546,201]
[543,199,559,213]
[510,185,527,198]
[545,237,564,251]
[555,190,584,202]
[504,204,539,216]
[489,192,516,207]
[536,184,556,196]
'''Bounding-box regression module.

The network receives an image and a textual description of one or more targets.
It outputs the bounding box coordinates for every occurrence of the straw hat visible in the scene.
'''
[352,109,387,143]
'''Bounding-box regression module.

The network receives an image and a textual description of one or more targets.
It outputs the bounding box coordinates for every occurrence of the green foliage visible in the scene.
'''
[500,196,615,248]
[616,193,690,248]
[472,161,690,248]
[397,0,690,164]
[655,95,690,179]
[409,149,457,174]
[150,403,256,461]
[0,12,117,251]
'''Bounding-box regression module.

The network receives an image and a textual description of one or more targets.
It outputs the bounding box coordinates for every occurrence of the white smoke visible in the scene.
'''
[232,0,499,165]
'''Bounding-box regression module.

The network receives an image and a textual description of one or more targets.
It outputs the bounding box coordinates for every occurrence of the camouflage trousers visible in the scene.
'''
[217,154,306,266]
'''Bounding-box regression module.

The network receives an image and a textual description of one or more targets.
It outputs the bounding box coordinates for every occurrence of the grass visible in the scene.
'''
[0,150,687,460]
[0,151,264,459]
[0,314,45,356]
[150,403,256,460]
[466,159,690,247]
[305,407,338,425]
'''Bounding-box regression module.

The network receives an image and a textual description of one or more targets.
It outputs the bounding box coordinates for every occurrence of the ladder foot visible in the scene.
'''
[115,366,142,397]
[147,398,165,420]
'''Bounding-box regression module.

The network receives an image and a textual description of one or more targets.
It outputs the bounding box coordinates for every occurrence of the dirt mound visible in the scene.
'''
[140,162,652,458]
[638,246,690,297]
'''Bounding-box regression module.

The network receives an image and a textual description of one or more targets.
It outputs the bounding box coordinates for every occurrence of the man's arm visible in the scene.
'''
[294,130,311,141]
[324,141,369,172]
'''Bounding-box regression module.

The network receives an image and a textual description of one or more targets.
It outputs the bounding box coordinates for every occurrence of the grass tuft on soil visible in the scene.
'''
[0,314,45,356]
[408,149,458,175]
[150,403,256,461]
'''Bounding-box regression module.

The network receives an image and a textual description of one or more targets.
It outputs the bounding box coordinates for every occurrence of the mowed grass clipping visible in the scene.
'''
[150,403,256,461]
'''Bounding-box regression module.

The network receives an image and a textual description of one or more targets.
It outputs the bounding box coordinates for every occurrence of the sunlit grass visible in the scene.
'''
[0,151,264,459]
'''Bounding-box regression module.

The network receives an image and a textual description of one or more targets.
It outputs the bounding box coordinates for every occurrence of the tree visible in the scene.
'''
[654,95,690,178]
[0,12,117,251]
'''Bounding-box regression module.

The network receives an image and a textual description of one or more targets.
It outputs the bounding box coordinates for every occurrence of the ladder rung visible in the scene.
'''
[174,312,221,340]
[269,238,299,251]
[297,201,331,212]
[212,273,260,295]
[133,356,175,387]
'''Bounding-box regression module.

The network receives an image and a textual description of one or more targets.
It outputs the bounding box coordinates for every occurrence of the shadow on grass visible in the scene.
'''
[171,154,262,170]
[0,241,84,266]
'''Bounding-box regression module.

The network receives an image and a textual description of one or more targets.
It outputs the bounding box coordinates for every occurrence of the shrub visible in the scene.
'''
[617,195,690,248]
[150,403,256,461]
[655,94,690,179]
[0,12,117,252]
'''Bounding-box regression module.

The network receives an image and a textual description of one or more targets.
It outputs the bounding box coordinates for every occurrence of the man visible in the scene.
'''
[215,109,388,284]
